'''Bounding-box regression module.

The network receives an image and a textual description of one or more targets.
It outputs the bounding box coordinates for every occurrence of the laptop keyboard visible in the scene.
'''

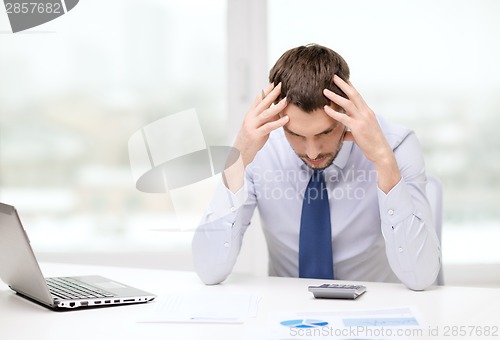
[46,277,115,300]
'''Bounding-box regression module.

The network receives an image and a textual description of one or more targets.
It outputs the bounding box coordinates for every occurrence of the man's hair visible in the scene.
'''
[269,44,350,112]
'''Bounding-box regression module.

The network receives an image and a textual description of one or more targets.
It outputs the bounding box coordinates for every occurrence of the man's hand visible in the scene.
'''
[234,82,288,167]
[323,75,400,193]
[224,83,288,193]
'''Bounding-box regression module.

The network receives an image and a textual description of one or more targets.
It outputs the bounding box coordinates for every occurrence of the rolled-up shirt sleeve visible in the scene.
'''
[192,175,255,285]
[378,132,442,290]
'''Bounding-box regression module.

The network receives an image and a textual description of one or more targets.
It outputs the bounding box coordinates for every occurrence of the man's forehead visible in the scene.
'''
[282,104,340,136]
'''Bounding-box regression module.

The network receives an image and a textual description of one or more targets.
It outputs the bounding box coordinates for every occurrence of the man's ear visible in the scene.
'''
[343,130,354,142]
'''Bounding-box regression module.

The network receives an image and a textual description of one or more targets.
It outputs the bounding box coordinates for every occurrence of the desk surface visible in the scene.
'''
[1,263,500,340]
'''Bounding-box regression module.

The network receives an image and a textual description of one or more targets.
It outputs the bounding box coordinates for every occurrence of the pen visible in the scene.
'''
[190,316,239,321]
[189,316,243,324]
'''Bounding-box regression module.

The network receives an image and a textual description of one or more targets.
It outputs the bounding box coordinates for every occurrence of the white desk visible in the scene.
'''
[1,263,500,340]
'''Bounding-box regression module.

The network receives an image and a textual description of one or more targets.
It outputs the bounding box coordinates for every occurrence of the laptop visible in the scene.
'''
[0,202,156,310]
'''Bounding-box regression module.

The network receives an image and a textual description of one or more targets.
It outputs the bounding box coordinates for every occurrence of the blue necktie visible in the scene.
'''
[299,170,334,279]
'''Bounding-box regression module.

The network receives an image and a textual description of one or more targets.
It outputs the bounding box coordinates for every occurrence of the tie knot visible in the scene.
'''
[312,170,324,182]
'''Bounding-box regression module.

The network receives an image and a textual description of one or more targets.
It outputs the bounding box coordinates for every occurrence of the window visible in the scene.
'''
[0,0,227,259]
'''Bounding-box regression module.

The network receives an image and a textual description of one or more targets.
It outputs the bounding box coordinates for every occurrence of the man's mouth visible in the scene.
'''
[307,157,326,165]
[302,155,329,168]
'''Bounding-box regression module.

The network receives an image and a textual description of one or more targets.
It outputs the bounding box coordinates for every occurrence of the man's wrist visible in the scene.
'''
[374,152,401,194]
[222,154,245,193]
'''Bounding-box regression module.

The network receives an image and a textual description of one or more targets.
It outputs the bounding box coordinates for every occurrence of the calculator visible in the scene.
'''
[308,283,367,299]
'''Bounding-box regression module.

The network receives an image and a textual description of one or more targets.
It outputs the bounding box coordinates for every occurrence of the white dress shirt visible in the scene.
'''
[192,115,441,290]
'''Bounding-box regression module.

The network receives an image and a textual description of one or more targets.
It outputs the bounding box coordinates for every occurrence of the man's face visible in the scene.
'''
[281,104,345,170]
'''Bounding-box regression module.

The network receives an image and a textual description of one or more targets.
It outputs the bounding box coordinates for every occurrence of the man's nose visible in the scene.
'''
[305,140,321,159]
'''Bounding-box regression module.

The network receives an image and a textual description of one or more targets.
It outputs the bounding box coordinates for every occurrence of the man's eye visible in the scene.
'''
[285,130,302,138]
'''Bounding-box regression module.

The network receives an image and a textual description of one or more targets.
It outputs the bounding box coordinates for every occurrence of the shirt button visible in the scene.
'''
[230,206,236,212]
[388,209,394,216]
[224,242,229,248]
[398,247,404,253]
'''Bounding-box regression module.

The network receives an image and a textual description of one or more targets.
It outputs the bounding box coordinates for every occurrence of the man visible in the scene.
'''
[192,44,441,290]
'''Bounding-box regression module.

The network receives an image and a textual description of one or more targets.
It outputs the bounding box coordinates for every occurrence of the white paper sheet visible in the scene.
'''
[138,293,261,324]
